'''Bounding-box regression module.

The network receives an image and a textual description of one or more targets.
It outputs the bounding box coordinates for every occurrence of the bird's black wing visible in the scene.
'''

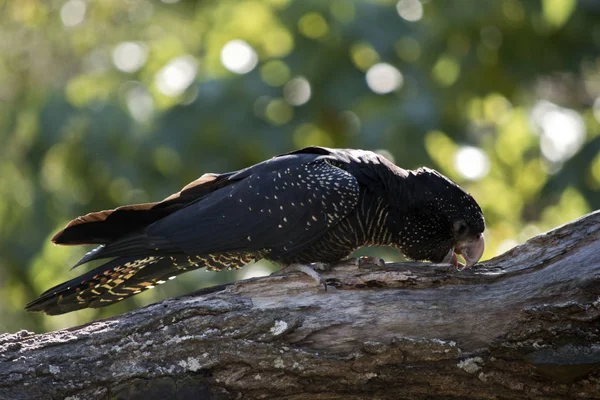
[74,153,361,265]
[52,172,237,245]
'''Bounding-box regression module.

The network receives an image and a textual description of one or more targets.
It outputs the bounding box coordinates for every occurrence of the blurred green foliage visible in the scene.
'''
[0,0,599,333]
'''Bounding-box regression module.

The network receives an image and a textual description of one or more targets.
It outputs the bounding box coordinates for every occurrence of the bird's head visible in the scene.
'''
[396,168,485,268]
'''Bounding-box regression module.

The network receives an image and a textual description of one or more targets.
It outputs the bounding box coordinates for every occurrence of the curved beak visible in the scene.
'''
[459,233,485,269]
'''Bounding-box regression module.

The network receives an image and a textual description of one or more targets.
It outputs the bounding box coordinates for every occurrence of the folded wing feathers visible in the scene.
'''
[51,174,224,246]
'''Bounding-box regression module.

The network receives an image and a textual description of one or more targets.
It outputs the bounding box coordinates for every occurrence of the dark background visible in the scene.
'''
[1,0,599,333]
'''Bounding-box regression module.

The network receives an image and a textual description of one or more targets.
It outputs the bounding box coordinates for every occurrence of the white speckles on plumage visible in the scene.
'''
[31,147,485,316]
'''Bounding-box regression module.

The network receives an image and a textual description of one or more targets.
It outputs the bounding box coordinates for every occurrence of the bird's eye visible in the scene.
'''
[454,220,467,235]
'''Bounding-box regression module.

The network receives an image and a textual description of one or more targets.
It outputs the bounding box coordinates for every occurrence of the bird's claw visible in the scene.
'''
[443,249,465,270]
[356,256,386,267]
[311,262,331,272]
[277,263,328,290]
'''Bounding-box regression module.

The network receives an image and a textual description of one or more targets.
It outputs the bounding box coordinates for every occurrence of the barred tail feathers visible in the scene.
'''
[26,256,186,315]
[26,252,258,315]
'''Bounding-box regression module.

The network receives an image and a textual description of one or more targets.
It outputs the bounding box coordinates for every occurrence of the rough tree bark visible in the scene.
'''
[1,211,599,400]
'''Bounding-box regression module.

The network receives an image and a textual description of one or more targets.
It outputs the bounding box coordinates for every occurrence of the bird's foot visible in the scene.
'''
[276,263,328,290]
[310,262,331,272]
[346,256,386,267]
[442,248,466,270]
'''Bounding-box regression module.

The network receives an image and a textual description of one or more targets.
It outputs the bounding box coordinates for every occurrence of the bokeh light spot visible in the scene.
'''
[366,63,403,94]
[454,146,490,181]
[155,55,197,97]
[220,40,258,74]
[396,0,423,22]
[265,99,293,125]
[298,13,329,39]
[542,0,576,28]
[112,42,148,73]
[531,101,586,163]
[262,30,294,58]
[125,83,154,123]
[432,55,460,87]
[61,0,86,27]
[483,93,512,124]
[351,42,380,71]
[283,76,311,106]
[293,123,334,148]
[260,60,291,87]
[65,73,117,107]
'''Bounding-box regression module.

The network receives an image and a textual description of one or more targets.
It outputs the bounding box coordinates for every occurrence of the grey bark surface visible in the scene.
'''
[1,211,600,400]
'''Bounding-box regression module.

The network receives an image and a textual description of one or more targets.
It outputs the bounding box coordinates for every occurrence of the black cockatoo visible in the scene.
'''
[26,147,485,315]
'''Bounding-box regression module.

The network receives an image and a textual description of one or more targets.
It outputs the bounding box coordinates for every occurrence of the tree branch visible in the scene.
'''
[2,211,599,399]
